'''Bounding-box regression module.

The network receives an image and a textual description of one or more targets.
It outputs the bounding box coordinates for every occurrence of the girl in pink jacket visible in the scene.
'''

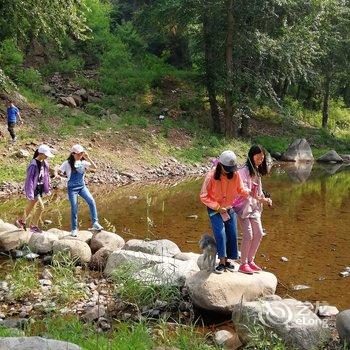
[233,145,272,274]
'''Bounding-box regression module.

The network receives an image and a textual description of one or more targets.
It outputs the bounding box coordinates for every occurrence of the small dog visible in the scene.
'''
[199,234,217,272]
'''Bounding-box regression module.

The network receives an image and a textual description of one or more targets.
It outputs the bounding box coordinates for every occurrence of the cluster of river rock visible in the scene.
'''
[0,218,349,349]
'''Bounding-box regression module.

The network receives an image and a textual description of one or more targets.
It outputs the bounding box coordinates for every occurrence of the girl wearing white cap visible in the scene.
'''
[200,150,248,273]
[16,144,54,232]
[59,144,103,236]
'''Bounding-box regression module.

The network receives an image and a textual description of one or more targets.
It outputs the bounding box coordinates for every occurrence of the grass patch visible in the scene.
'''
[243,322,288,350]
[7,259,40,299]
[21,315,219,350]
[50,252,87,305]
[111,262,181,308]
[174,133,250,164]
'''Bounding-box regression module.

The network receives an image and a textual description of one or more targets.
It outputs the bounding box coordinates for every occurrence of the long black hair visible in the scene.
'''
[247,145,268,177]
[33,149,39,159]
[214,163,234,180]
[68,153,86,172]
[68,153,77,172]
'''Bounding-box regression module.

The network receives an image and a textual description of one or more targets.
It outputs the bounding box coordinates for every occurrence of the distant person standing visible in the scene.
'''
[6,100,22,142]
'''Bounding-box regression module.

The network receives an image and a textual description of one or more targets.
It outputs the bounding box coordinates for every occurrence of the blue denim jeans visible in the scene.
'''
[68,185,98,230]
[208,208,238,260]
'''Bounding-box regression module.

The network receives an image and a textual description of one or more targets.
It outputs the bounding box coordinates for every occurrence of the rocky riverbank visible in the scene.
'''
[0,219,348,349]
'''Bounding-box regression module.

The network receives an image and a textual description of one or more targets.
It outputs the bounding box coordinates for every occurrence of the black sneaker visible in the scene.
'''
[215,264,226,274]
[225,262,235,272]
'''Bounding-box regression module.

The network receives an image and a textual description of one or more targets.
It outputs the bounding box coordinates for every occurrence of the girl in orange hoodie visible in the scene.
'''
[200,150,248,273]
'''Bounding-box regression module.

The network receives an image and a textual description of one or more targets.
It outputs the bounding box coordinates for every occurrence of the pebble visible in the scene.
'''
[293,284,310,291]
[186,215,198,219]
[281,256,289,262]
[318,305,339,317]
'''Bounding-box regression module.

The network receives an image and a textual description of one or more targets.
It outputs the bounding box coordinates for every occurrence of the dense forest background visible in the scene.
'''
[0,0,349,149]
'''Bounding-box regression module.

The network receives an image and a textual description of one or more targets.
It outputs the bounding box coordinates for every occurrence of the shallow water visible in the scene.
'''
[1,162,350,310]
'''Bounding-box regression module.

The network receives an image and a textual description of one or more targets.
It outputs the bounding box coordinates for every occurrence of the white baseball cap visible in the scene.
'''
[71,144,85,154]
[218,150,238,171]
[37,144,54,158]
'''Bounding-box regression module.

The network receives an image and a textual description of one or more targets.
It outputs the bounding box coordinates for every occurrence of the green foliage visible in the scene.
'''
[16,67,43,90]
[0,0,89,46]
[6,259,40,299]
[244,322,288,350]
[42,56,85,77]
[50,252,86,304]
[21,315,219,350]
[111,262,181,308]
[0,39,23,72]
[0,326,24,337]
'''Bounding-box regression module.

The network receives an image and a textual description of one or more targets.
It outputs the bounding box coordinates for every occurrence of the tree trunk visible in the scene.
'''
[224,0,236,137]
[203,4,221,134]
[322,75,331,128]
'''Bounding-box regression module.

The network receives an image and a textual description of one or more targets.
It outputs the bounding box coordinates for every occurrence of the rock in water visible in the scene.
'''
[90,231,124,253]
[280,139,314,162]
[317,150,343,163]
[336,310,350,346]
[0,230,31,251]
[52,239,92,264]
[123,239,180,257]
[185,270,277,313]
[232,298,330,350]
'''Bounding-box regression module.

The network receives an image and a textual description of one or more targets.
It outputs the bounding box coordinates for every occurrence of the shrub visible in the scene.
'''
[42,56,84,77]
[16,67,43,90]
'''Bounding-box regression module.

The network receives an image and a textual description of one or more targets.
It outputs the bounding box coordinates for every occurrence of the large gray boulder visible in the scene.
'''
[0,230,31,251]
[281,139,314,162]
[232,298,330,350]
[174,252,200,262]
[340,154,350,163]
[104,250,199,286]
[123,239,181,257]
[0,221,18,234]
[132,260,199,286]
[64,230,93,243]
[317,150,343,163]
[53,239,92,264]
[89,247,113,271]
[28,231,59,254]
[185,270,277,313]
[336,309,350,346]
[0,337,82,350]
[47,228,70,239]
[90,231,124,253]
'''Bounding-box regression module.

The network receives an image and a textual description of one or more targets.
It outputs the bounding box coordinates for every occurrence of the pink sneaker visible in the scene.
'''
[238,263,254,275]
[249,261,262,272]
[15,219,27,231]
[30,225,42,233]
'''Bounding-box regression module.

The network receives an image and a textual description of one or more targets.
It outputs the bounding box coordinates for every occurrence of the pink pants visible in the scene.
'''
[239,216,263,264]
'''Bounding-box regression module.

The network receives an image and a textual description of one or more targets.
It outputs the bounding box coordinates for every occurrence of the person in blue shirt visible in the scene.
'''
[6,100,22,142]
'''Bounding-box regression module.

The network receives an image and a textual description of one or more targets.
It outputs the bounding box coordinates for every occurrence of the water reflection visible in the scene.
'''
[0,164,349,309]
[282,162,313,183]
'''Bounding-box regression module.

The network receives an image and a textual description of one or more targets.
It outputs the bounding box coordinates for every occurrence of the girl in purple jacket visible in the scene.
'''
[16,144,54,232]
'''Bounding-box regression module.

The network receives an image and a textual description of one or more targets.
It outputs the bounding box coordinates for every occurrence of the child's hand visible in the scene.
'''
[218,207,228,214]
[264,198,272,207]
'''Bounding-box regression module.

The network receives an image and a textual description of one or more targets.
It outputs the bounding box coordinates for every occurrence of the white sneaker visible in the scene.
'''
[71,229,78,237]
[91,222,103,231]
